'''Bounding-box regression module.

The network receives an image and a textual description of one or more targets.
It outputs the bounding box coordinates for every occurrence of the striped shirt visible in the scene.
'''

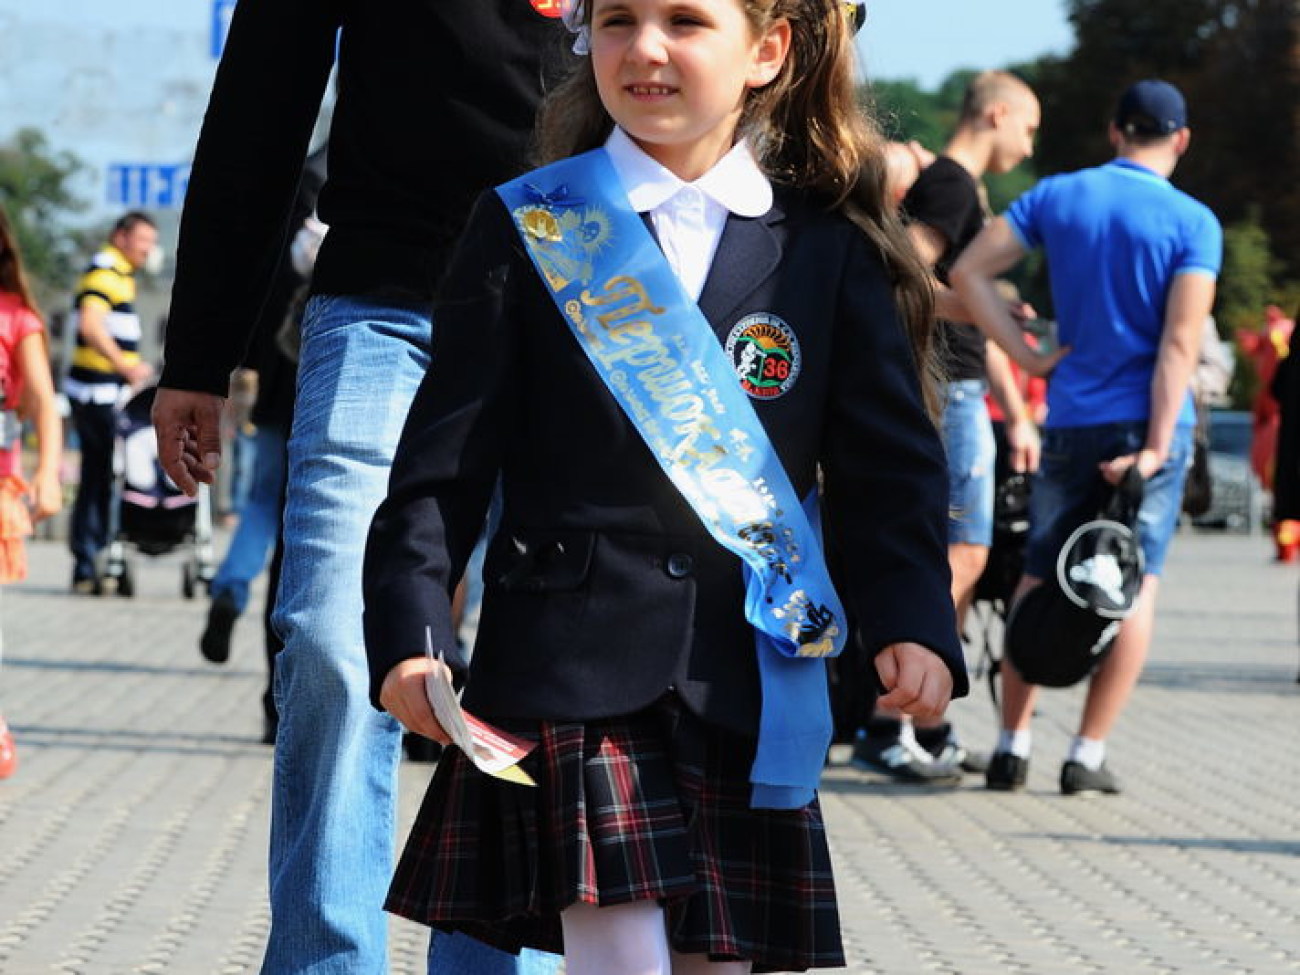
[63,244,142,405]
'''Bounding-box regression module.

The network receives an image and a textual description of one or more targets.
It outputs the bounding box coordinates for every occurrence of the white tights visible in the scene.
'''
[561,900,753,975]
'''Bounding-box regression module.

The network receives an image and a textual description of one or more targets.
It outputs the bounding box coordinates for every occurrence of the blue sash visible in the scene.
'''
[497,150,847,809]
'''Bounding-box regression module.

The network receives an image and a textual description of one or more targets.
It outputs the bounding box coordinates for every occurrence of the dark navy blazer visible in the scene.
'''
[363,187,967,736]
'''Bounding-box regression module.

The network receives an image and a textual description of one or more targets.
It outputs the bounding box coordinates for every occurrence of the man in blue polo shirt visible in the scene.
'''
[951,80,1222,796]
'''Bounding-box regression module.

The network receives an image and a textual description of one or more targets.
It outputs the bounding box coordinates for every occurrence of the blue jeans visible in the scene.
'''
[211,425,287,614]
[68,399,116,582]
[941,379,996,547]
[230,425,258,515]
[1026,421,1194,579]
[267,296,560,975]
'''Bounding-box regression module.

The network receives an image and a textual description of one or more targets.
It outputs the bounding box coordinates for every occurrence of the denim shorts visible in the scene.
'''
[1025,421,1194,579]
[942,379,997,547]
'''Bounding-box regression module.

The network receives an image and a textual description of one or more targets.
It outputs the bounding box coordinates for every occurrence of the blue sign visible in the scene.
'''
[212,0,236,59]
[107,164,192,209]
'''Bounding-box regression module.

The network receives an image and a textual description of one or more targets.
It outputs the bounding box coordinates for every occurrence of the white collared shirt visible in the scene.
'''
[604,127,773,301]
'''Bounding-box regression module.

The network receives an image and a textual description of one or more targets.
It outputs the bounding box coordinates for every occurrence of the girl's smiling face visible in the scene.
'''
[590,0,790,181]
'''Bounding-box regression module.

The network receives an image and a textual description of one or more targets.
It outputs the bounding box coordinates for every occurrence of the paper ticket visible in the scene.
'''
[423,629,536,786]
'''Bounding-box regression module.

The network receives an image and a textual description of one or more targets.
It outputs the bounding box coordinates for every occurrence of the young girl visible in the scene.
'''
[0,206,63,779]
[364,0,966,970]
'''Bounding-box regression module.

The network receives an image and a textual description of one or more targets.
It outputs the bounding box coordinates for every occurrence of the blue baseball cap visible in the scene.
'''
[1114,80,1187,136]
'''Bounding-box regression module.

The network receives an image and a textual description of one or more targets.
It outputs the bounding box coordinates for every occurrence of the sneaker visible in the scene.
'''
[0,716,16,779]
[852,731,963,784]
[1060,760,1121,796]
[985,751,1029,791]
[926,731,990,775]
[200,591,240,664]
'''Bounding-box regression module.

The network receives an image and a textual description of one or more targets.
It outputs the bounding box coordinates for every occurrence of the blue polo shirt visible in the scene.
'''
[1005,159,1222,428]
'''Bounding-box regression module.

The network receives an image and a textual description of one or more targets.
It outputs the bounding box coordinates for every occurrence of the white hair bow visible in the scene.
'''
[558,0,590,55]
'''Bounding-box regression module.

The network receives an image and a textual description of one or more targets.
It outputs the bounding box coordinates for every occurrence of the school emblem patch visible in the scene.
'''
[725,313,801,400]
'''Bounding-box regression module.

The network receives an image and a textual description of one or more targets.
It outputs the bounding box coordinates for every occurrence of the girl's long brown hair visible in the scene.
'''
[535,0,940,417]
[0,206,41,319]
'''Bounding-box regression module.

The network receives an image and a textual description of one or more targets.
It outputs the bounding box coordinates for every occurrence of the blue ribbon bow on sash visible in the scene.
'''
[497,150,847,809]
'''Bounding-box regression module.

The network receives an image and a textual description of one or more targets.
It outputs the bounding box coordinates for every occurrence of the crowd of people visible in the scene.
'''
[3,0,1299,970]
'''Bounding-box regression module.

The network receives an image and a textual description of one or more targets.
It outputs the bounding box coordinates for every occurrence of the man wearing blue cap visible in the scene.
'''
[951,80,1222,796]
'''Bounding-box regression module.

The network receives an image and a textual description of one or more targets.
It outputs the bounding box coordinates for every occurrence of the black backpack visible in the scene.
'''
[1003,468,1145,688]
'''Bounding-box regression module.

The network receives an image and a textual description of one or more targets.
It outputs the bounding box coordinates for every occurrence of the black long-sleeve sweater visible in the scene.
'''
[162,0,568,396]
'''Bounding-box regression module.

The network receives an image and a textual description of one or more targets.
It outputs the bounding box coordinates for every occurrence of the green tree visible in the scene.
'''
[863,78,950,151]
[0,128,88,308]
[1217,212,1274,334]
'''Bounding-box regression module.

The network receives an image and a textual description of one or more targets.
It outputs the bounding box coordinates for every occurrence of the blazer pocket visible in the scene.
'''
[488,529,596,593]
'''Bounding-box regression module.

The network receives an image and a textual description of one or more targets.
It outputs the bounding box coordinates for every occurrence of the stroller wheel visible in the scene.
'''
[117,563,135,598]
[182,563,196,600]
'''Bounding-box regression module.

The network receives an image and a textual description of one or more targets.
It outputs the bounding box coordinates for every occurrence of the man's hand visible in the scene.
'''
[1006,415,1042,473]
[379,657,451,745]
[123,360,155,389]
[874,641,954,720]
[1099,448,1162,485]
[151,387,226,497]
[27,469,62,523]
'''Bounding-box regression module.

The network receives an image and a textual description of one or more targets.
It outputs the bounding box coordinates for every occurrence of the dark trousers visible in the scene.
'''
[69,400,116,582]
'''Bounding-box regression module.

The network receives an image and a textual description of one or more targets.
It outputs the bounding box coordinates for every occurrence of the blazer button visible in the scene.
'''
[665,552,694,579]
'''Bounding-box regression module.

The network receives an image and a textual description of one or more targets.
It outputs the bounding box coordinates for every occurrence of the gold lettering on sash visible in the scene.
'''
[511,188,841,657]
[583,275,664,324]
[772,590,840,657]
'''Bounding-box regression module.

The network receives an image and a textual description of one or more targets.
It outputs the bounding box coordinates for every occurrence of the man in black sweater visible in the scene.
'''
[152,2,565,972]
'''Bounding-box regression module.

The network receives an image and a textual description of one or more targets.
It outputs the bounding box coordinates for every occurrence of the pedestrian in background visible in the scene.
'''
[199,147,324,676]
[64,211,157,594]
[150,0,567,971]
[0,205,63,778]
[855,71,1041,785]
[953,78,1222,795]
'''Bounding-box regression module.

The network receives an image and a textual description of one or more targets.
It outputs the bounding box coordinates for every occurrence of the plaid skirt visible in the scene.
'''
[388,695,844,972]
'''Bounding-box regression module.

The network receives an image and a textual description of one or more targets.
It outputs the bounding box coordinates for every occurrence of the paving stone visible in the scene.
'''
[0,531,1298,972]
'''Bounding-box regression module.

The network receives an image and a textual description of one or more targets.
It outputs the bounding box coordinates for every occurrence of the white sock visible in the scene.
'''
[562,899,671,975]
[997,729,1032,758]
[1068,736,1106,770]
[897,719,920,749]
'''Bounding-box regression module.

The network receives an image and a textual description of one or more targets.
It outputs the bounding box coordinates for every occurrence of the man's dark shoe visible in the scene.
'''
[1060,760,1121,796]
[851,731,963,785]
[200,591,240,664]
[985,751,1029,791]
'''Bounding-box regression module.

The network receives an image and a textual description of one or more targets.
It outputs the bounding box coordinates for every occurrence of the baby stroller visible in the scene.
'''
[97,385,216,598]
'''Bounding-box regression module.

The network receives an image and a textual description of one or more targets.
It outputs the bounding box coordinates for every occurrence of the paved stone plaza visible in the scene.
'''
[0,530,1297,973]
